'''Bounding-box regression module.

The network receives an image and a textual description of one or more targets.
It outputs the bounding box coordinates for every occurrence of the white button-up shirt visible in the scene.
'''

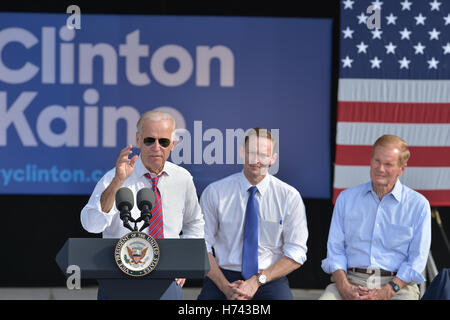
[201,171,308,272]
[80,156,204,239]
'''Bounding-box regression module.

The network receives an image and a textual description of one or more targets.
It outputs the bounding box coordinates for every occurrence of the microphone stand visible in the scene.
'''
[136,205,152,232]
[120,208,137,232]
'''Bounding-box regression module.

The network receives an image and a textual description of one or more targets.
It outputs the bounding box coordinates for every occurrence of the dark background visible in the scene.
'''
[0,0,449,289]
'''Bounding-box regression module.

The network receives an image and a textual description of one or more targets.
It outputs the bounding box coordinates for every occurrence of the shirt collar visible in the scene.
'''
[239,170,271,197]
[136,155,172,178]
[366,179,403,202]
[390,179,403,202]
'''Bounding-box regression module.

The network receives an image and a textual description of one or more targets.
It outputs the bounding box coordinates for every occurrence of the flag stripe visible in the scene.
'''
[333,188,450,206]
[335,145,450,167]
[337,101,450,123]
[412,190,450,206]
[336,122,450,146]
[338,79,450,103]
[334,165,450,190]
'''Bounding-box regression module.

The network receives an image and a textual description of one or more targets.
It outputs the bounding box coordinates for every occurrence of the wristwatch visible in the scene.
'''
[256,272,267,286]
[388,281,400,293]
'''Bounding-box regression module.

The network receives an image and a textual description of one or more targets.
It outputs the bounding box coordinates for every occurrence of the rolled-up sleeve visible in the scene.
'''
[321,194,348,274]
[396,200,431,284]
[199,184,219,253]
[180,175,205,239]
[282,191,308,265]
[80,169,116,234]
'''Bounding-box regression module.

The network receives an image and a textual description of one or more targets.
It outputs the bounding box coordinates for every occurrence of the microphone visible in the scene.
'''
[136,188,155,232]
[115,187,136,231]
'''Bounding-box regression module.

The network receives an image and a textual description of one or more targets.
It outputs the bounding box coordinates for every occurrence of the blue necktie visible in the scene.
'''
[242,186,259,280]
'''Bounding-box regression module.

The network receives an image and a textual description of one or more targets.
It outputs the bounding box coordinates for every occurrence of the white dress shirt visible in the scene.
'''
[80,156,204,239]
[201,171,308,273]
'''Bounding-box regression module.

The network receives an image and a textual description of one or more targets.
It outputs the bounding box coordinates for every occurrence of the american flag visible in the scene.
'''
[334,0,450,206]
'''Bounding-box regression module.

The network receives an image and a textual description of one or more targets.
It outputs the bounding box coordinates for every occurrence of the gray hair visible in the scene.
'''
[136,110,176,138]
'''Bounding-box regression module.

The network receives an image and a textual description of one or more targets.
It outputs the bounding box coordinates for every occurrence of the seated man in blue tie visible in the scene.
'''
[197,128,309,300]
[320,134,431,300]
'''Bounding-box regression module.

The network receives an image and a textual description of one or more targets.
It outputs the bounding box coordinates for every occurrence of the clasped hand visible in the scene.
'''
[339,283,394,300]
[224,278,259,300]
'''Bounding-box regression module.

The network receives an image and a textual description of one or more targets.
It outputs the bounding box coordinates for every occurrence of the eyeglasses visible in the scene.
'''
[143,137,171,148]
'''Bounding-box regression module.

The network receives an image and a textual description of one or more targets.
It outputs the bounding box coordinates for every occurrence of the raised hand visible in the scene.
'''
[100,145,138,213]
[115,145,139,183]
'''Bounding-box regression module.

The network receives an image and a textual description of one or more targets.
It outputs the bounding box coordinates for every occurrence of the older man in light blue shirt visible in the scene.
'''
[320,135,431,300]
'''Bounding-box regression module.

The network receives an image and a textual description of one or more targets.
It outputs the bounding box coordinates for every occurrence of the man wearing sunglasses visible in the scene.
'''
[81,110,204,299]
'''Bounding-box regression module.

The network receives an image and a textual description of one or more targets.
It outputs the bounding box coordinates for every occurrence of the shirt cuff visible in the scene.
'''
[80,194,116,234]
[283,243,307,265]
[204,238,214,254]
[396,263,426,284]
[95,194,116,219]
[321,256,348,274]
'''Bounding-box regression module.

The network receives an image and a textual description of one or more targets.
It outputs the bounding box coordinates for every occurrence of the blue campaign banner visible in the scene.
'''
[0,13,332,198]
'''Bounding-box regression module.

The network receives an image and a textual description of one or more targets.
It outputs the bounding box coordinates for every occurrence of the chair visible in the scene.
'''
[421,268,450,300]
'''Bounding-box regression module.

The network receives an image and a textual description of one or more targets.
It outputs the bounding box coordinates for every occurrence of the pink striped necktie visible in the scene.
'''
[144,172,164,239]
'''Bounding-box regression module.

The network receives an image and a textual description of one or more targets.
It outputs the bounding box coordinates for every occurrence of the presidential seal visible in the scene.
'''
[114,231,160,277]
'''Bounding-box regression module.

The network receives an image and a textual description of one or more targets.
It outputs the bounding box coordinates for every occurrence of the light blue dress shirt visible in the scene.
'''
[321,180,431,284]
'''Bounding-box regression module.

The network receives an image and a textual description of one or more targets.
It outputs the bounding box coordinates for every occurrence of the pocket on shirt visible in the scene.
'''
[259,219,283,248]
[385,223,413,252]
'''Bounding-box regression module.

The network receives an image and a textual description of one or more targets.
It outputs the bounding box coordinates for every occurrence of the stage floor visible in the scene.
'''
[0,287,324,300]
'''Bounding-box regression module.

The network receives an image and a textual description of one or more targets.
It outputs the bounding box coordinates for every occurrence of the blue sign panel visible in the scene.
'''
[0,13,332,197]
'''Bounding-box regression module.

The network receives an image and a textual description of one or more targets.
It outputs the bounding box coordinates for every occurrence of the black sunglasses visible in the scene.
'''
[143,137,171,148]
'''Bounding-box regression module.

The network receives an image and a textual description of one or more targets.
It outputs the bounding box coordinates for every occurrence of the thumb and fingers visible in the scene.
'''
[115,145,138,181]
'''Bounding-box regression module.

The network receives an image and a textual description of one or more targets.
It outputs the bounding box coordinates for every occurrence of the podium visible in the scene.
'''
[56,238,210,299]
